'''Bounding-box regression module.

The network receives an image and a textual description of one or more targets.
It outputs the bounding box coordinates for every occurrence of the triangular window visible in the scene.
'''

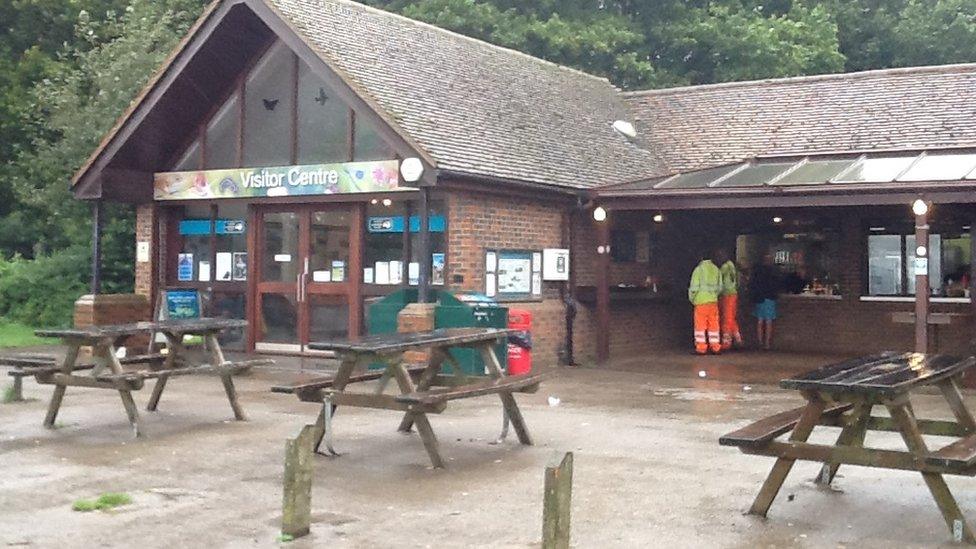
[168,40,391,171]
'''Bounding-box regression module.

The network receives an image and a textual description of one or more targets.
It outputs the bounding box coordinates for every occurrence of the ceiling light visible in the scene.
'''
[382,198,393,207]
[912,199,929,216]
[593,206,608,222]
[653,214,664,223]
[772,216,783,224]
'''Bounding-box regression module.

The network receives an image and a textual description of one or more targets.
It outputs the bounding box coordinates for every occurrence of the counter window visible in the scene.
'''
[736,231,842,296]
[867,231,970,297]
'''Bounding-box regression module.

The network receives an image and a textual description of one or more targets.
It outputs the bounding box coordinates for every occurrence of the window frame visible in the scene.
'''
[865,228,970,298]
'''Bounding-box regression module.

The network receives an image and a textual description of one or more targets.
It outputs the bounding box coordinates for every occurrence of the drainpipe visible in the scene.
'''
[562,200,580,366]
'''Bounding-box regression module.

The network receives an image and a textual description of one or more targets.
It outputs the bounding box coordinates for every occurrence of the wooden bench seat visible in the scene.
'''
[395,372,550,406]
[719,402,854,448]
[95,359,272,383]
[926,434,976,469]
[271,365,428,397]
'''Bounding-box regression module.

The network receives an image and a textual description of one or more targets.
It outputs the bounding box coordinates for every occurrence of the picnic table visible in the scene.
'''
[721,352,976,544]
[30,318,270,437]
[273,327,551,468]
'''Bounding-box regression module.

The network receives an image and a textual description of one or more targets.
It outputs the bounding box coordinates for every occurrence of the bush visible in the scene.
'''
[0,249,89,327]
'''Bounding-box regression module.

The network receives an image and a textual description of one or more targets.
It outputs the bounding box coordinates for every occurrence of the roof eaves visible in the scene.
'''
[71,0,227,187]
[620,62,976,99]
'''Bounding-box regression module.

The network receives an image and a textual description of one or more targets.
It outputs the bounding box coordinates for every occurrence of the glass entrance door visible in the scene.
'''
[255,206,360,353]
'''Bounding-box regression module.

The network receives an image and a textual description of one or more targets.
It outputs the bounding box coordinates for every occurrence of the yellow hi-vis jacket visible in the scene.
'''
[689,260,721,305]
[720,260,739,296]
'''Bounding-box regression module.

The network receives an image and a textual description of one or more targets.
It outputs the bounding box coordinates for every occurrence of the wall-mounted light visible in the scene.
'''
[593,206,608,222]
[870,226,886,232]
[916,245,928,257]
[653,214,664,223]
[912,199,929,216]
[772,216,783,224]
[400,157,424,183]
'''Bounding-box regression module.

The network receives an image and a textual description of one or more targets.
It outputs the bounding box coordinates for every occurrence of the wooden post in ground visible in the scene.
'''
[282,423,317,539]
[9,376,24,402]
[543,452,573,549]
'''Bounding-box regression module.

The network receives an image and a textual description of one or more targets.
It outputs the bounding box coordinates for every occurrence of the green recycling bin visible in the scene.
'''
[366,290,507,375]
[435,292,508,376]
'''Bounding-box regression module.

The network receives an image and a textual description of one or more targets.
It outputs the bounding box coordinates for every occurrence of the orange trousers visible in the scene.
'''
[719,294,743,350]
[693,302,721,354]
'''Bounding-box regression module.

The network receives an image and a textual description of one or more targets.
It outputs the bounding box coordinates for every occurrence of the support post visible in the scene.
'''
[417,187,432,303]
[91,200,103,295]
[969,220,976,329]
[282,423,317,539]
[542,452,573,549]
[915,207,929,354]
[595,213,611,364]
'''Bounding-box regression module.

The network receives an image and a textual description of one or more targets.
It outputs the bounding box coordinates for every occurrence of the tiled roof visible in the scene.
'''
[623,64,976,175]
[267,0,664,189]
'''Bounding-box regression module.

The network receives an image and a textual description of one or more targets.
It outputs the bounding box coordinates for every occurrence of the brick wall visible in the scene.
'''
[134,204,159,302]
[444,187,571,366]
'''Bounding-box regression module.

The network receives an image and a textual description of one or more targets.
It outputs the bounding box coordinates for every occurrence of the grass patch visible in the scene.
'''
[72,492,132,512]
[2,384,20,404]
[0,319,55,349]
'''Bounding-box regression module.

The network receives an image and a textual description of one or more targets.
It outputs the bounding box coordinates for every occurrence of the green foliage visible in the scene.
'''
[72,492,132,512]
[3,385,20,404]
[276,534,295,543]
[0,251,89,327]
[0,318,57,348]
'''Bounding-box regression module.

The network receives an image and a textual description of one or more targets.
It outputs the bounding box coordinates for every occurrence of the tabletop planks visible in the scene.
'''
[780,352,976,396]
[307,327,513,354]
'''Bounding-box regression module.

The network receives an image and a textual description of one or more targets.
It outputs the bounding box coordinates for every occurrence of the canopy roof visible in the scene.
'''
[596,147,976,210]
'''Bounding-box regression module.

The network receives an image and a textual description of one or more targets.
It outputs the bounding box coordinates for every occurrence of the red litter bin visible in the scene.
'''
[507,309,533,375]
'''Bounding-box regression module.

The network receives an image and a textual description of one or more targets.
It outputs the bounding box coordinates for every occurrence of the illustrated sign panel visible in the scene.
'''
[154,160,403,201]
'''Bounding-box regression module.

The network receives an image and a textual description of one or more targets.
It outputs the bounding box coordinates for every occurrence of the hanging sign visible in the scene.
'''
[914,257,929,276]
[153,160,403,201]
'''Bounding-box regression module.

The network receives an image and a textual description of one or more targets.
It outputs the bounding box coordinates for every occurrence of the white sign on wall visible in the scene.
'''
[542,248,570,281]
[136,241,151,263]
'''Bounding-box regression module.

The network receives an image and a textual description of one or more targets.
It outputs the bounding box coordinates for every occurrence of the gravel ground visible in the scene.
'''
[2,353,975,548]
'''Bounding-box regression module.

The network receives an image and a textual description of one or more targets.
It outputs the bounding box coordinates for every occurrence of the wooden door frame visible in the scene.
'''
[248,201,364,352]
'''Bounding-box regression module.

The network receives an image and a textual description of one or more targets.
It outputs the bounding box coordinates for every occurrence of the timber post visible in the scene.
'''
[282,423,317,539]
[542,451,574,549]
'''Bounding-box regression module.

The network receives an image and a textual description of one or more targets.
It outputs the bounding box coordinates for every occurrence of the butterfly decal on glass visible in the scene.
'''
[314,87,329,105]
[262,98,279,111]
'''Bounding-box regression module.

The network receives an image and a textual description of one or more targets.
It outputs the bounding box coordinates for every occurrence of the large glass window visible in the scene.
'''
[736,230,843,296]
[297,61,349,164]
[243,43,294,167]
[867,231,968,297]
[353,115,391,161]
[363,200,446,286]
[214,203,247,282]
[174,139,201,171]
[205,93,240,169]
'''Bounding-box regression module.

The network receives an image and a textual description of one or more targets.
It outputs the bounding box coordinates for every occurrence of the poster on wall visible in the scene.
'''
[154,160,404,201]
[432,253,445,286]
[216,253,233,281]
[497,252,533,294]
[198,261,211,282]
[232,253,248,281]
[178,253,193,282]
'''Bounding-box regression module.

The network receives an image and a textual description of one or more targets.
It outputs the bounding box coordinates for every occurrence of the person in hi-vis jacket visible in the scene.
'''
[717,249,744,350]
[688,252,722,355]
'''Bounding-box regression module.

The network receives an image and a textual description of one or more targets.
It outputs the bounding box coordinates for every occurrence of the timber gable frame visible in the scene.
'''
[72,0,438,202]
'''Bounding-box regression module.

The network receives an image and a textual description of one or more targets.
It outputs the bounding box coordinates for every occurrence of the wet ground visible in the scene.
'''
[2,349,975,548]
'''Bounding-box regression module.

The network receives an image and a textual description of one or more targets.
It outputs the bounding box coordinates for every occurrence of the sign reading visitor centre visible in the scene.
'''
[153,160,403,201]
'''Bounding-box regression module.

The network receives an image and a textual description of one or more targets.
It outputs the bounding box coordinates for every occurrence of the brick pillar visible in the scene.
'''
[134,204,159,302]
[74,294,152,352]
[397,302,436,366]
